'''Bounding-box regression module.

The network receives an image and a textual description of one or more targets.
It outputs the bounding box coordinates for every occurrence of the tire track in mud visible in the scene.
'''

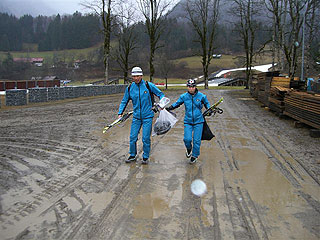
[0,96,130,239]
[184,167,219,240]
[1,91,319,239]
[214,93,307,189]
[223,179,268,240]
[86,134,170,239]
[236,102,318,188]
[209,124,269,239]
[0,138,129,238]
[210,91,320,238]
[1,123,164,240]
[207,92,312,240]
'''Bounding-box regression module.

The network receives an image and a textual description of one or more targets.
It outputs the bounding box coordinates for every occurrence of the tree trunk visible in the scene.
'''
[149,43,155,82]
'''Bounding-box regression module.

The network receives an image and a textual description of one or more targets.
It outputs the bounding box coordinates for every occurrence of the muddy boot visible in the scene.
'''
[186,148,192,158]
[189,156,197,164]
[142,158,149,165]
[126,155,137,163]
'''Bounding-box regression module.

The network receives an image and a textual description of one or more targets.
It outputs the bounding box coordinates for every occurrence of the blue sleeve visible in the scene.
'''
[203,95,210,109]
[171,95,184,109]
[118,86,130,115]
[149,82,165,100]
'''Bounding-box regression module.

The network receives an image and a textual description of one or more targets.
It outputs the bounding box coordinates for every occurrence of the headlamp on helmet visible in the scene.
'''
[187,79,196,87]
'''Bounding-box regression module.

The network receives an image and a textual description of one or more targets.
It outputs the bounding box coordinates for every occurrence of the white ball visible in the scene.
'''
[191,179,207,196]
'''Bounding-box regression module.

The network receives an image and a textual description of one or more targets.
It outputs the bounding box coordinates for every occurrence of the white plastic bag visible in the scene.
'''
[158,97,170,108]
[152,109,178,136]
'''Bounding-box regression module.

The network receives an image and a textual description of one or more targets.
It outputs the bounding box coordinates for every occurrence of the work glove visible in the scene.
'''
[166,105,174,111]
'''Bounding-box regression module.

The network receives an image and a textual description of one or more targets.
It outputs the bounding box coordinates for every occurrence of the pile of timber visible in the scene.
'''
[250,75,258,98]
[256,71,280,105]
[284,91,320,129]
[268,86,290,114]
[271,77,291,88]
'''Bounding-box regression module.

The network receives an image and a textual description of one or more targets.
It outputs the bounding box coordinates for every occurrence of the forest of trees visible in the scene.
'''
[0,0,319,82]
[0,12,102,51]
[0,11,270,55]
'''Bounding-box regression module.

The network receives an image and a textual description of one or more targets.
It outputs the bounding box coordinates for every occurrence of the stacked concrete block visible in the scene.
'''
[29,88,48,103]
[79,86,92,98]
[64,87,75,99]
[58,87,65,100]
[48,87,60,101]
[74,86,85,98]
[84,86,93,97]
[100,85,109,95]
[82,86,92,97]
[4,84,128,107]
[94,86,104,96]
[6,89,27,106]
[91,86,98,96]
[118,84,127,93]
[87,86,94,97]
[110,85,117,94]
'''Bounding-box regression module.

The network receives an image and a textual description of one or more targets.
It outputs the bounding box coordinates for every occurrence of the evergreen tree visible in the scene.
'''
[19,14,34,43]
[0,34,10,51]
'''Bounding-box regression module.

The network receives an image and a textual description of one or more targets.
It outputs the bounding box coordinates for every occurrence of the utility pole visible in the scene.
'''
[300,5,306,81]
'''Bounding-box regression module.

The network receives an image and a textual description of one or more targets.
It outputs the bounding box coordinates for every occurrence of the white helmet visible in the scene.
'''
[131,66,143,76]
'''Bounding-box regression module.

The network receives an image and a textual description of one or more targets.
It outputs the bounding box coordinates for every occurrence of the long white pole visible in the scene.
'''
[301,6,306,81]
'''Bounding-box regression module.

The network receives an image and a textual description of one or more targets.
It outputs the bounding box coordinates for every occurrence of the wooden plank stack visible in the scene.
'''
[269,86,290,114]
[271,77,291,88]
[256,71,280,106]
[250,75,259,98]
[284,91,320,129]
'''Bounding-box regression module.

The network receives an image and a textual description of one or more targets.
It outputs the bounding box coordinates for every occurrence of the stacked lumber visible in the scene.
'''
[284,91,320,129]
[250,76,259,98]
[271,77,291,88]
[290,78,306,90]
[269,86,290,114]
[256,71,280,106]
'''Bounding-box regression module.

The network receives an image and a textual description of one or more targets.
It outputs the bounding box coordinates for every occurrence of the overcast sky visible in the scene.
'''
[1,0,179,17]
[45,0,85,15]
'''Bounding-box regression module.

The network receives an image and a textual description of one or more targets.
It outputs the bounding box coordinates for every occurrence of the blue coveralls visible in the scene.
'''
[170,89,210,158]
[118,80,164,159]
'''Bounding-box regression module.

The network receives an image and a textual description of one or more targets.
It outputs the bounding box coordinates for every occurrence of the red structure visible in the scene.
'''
[0,77,60,91]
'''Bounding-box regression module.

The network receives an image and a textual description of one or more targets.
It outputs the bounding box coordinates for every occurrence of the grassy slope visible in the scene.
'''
[1,44,272,86]
[173,55,238,70]
[0,45,101,62]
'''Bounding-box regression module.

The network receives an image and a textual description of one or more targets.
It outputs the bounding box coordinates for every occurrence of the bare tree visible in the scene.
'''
[114,4,139,84]
[185,0,220,89]
[266,0,318,79]
[138,0,171,82]
[304,0,320,76]
[82,0,113,84]
[156,53,175,89]
[229,0,263,88]
[265,0,287,71]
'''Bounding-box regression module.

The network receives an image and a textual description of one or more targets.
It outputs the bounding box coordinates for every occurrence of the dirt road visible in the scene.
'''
[0,89,319,239]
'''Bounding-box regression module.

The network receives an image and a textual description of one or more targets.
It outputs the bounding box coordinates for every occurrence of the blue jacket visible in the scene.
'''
[171,89,210,124]
[118,79,165,119]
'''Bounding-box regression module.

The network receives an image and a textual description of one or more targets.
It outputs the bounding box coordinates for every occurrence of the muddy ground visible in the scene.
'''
[0,89,319,240]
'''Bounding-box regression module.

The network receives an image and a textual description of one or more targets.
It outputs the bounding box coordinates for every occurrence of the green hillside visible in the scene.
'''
[0,45,102,63]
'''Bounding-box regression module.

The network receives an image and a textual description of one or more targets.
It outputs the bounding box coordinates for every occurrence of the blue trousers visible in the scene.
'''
[183,123,203,158]
[130,117,153,159]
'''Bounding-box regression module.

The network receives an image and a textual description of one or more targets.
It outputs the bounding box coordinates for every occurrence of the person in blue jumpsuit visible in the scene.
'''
[166,79,210,164]
[118,67,165,164]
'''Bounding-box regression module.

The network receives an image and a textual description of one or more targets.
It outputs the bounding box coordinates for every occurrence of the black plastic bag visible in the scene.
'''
[201,119,215,141]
